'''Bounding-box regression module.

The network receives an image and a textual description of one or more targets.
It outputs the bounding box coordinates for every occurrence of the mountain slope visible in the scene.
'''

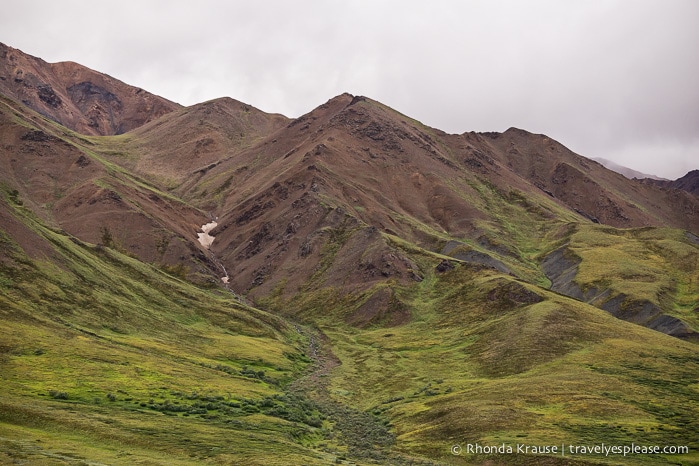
[112,96,290,186]
[0,95,216,282]
[0,42,180,135]
[143,93,697,339]
[316,264,699,464]
[645,169,699,196]
[0,187,335,465]
[480,128,698,232]
[3,184,698,465]
[1,48,699,465]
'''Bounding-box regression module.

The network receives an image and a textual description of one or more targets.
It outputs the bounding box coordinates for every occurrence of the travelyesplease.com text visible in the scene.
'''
[451,442,689,457]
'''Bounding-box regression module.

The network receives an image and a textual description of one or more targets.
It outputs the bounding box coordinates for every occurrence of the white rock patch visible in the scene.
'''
[197,220,230,285]
[197,221,217,249]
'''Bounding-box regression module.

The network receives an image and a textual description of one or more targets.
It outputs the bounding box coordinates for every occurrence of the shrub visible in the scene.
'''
[8,189,23,205]
[100,226,114,248]
[49,390,68,400]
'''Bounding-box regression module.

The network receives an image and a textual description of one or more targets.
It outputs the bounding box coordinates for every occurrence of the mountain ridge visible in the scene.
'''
[592,157,668,181]
[2,42,697,333]
[644,169,699,197]
[0,42,180,135]
[1,45,699,465]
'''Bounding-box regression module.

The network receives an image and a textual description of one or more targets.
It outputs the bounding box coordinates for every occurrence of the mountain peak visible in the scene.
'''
[643,168,699,196]
[0,43,180,135]
[504,126,531,135]
[2,44,699,465]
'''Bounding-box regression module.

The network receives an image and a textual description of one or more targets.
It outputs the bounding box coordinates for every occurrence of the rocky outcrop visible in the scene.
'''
[0,42,180,135]
[442,240,510,273]
[600,294,695,339]
[542,246,696,340]
[644,170,699,197]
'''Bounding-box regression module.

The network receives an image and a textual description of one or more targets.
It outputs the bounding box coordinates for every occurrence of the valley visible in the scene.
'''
[1,43,698,465]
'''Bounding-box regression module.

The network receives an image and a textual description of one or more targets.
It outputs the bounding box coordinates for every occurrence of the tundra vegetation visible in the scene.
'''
[0,60,697,464]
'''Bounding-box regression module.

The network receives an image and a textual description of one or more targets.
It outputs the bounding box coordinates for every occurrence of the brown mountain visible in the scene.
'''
[119,96,289,185]
[644,169,699,196]
[480,128,698,230]
[0,42,180,135]
[2,47,699,465]
[160,95,696,333]
[0,94,212,281]
[1,52,698,334]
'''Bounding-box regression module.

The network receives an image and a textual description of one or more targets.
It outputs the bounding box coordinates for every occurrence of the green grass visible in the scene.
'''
[0,198,362,465]
[3,93,699,465]
[449,177,583,286]
[246,200,699,464]
[569,225,699,327]
[3,180,699,464]
[278,261,699,465]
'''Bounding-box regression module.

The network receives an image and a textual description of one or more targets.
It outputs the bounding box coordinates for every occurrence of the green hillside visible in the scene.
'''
[0,194,338,465]
[264,230,699,465]
[3,178,699,464]
[1,84,698,466]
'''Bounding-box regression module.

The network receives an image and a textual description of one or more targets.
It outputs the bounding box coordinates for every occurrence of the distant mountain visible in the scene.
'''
[644,169,699,196]
[2,45,699,465]
[591,157,667,180]
[0,42,180,135]
[592,156,698,196]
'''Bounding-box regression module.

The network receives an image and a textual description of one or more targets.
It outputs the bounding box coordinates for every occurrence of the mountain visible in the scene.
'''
[0,42,180,135]
[644,169,699,196]
[2,45,699,465]
[0,94,218,284]
[120,96,290,185]
[154,93,698,336]
[592,157,667,180]
[591,158,699,198]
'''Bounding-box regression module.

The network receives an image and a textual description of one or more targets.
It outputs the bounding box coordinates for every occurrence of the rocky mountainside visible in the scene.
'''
[0,42,180,135]
[2,45,699,465]
[0,94,210,278]
[644,169,699,196]
[121,96,290,184]
[181,93,698,337]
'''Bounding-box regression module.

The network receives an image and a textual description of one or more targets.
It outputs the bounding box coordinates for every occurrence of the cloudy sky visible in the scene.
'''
[2,0,698,178]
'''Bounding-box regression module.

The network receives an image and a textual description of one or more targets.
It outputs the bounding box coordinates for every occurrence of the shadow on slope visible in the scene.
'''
[0,191,381,465]
[541,224,699,340]
[300,263,699,465]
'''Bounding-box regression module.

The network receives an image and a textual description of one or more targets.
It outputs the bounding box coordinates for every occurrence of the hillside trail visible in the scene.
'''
[287,324,443,465]
[289,324,340,398]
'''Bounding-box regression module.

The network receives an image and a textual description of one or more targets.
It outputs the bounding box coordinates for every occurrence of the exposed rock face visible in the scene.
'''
[600,295,695,339]
[0,42,180,135]
[542,246,697,340]
[442,240,510,273]
[644,170,699,197]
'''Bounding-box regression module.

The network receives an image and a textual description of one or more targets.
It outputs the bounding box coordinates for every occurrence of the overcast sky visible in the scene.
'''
[2,0,697,179]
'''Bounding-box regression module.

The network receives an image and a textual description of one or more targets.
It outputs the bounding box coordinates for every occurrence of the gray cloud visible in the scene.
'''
[2,0,697,179]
